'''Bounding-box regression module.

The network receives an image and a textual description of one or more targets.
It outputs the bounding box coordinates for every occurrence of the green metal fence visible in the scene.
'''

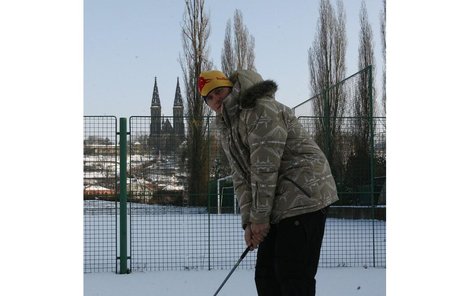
[291,65,386,268]
[83,116,119,273]
[298,116,386,268]
[83,66,386,273]
[127,116,257,272]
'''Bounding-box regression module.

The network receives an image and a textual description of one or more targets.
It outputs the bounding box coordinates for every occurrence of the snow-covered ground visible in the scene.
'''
[84,201,386,295]
[84,201,386,273]
[84,267,385,296]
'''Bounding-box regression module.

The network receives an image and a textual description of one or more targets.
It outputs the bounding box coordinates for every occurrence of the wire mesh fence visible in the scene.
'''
[83,116,118,273]
[290,65,386,267]
[127,116,258,271]
[84,115,386,272]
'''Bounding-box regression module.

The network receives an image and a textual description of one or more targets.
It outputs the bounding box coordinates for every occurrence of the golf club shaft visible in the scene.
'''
[213,247,250,296]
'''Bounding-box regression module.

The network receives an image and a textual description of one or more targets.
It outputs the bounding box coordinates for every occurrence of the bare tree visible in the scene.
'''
[380,0,386,115]
[221,9,256,75]
[345,0,377,191]
[218,9,256,182]
[221,19,235,76]
[355,0,376,134]
[179,0,213,205]
[308,0,347,178]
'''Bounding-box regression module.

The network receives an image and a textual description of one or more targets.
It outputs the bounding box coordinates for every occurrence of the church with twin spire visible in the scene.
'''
[149,77,185,154]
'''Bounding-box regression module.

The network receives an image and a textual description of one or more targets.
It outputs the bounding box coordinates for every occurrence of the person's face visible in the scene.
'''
[204,87,232,113]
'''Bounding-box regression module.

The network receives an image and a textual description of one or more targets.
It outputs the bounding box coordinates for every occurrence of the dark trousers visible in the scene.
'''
[255,208,328,296]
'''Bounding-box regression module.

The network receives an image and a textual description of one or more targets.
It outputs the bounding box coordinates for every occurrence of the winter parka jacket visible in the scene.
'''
[216,70,338,228]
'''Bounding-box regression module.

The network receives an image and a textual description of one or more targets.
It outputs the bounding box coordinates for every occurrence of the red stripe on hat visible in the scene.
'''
[198,77,212,93]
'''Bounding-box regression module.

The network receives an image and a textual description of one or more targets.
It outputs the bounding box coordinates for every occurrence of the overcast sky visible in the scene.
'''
[84,0,385,118]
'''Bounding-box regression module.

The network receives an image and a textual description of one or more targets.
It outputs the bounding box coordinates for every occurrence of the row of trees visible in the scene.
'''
[307,0,386,203]
[177,0,386,205]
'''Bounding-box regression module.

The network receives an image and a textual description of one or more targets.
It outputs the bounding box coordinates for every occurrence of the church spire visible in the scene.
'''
[151,76,161,106]
[173,77,183,107]
[172,77,185,145]
[149,76,162,152]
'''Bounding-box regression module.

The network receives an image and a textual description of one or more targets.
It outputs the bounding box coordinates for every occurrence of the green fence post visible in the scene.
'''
[207,115,211,271]
[119,117,129,274]
[368,65,376,268]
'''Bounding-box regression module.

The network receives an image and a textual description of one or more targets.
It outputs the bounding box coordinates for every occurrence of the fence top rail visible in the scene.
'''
[84,115,118,119]
[291,65,372,111]
[297,116,386,120]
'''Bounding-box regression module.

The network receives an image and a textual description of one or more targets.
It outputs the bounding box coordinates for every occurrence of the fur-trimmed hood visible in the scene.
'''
[226,70,278,109]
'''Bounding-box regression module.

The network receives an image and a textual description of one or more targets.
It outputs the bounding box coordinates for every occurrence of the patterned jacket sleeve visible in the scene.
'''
[242,99,288,224]
[231,168,251,229]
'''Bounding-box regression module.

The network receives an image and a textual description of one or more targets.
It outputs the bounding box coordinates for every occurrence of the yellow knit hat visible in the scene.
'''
[198,70,233,97]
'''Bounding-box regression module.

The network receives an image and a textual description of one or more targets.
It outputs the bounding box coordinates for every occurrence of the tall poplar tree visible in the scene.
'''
[308,0,347,179]
[221,9,256,76]
[179,0,213,205]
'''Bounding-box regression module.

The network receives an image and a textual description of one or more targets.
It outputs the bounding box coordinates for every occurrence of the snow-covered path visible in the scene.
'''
[84,267,385,296]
